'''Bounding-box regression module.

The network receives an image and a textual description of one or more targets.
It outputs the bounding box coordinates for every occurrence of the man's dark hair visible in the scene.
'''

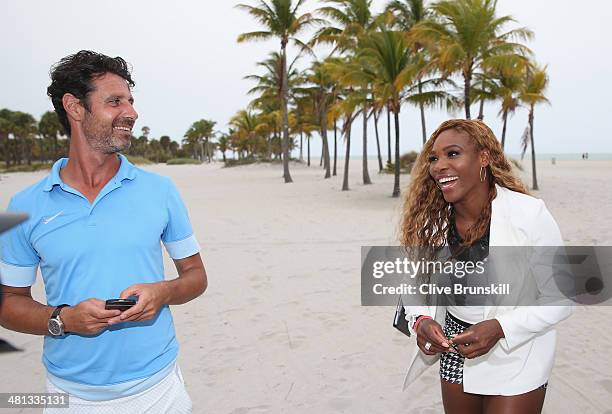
[47,50,135,135]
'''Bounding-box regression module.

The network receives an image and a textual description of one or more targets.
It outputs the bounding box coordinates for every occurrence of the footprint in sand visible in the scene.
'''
[599,379,612,393]
[229,405,272,414]
[327,397,352,411]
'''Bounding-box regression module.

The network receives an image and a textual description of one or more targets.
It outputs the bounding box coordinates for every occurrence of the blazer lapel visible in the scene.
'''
[485,185,522,317]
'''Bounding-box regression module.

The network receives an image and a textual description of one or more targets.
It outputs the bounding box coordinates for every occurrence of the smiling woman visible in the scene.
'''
[398,119,572,414]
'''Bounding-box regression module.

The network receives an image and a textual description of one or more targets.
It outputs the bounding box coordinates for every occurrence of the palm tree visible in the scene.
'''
[229,109,268,158]
[330,93,360,191]
[337,26,417,196]
[38,111,65,161]
[314,0,378,50]
[217,134,230,162]
[298,59,342,178]
[411,0,533,119]
[141,126,151,139]
[184,119,216,161]
[11,111,37,166]
[315,0,378,185]
[371,103,384,172]
[488,56,527,149]
[245,51,305,161]
[519,63,549,190]
[385,0,432,142]
[0,109,15,167]
[237,0,322,183]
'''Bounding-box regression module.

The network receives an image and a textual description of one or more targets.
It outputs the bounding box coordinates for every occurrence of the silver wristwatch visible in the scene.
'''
[47,304,69,336]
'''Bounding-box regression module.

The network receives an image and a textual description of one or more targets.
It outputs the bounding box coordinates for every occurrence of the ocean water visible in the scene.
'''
[340,153,612,161]
[506,153,612,161]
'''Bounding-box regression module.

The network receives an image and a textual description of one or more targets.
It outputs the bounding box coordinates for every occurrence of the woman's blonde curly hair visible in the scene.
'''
[400,119,527,248]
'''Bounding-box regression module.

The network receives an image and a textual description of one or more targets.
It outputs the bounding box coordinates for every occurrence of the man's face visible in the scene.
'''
[81,73,138,154]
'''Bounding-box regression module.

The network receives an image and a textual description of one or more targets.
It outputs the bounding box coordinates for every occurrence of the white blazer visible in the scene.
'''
[402,184,573,395]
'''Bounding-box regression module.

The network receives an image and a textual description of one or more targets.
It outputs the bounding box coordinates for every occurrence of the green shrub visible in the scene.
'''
[223,157,257,167]
[125,155,154,165]
[0,162,53,173]
[166,158,202,165]
[385,151,419,174]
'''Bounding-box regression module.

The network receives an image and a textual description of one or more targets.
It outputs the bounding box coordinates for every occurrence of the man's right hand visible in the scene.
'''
[416,319,450,355]
[62,299,121,335]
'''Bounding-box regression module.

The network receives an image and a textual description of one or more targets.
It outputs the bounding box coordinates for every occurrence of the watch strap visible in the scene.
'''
[50,304,69,319]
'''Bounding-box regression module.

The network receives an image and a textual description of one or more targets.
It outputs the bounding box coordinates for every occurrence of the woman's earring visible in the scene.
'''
[480,166,487,182]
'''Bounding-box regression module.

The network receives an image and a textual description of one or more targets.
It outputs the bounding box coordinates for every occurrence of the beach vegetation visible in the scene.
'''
[166,158,203,165]
[1,0,547,192]
[237,0,324,183]
[519,63,549,190]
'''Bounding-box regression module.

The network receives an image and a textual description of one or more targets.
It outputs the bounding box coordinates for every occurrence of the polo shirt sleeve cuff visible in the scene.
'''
[0,259,37,287]
[163,235,200,259]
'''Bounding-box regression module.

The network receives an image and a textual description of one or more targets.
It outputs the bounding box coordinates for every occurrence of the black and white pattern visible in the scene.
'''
[439,312,472,384]
[439,312,550,391]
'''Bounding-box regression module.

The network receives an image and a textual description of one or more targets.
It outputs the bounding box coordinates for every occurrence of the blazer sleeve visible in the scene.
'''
[403,304,436,336]
[494,199,574,352]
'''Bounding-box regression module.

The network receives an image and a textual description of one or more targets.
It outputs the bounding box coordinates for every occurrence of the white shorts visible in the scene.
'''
[44,364,192,414]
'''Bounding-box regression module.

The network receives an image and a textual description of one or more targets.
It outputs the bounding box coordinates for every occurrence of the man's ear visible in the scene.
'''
[62,93,85,124]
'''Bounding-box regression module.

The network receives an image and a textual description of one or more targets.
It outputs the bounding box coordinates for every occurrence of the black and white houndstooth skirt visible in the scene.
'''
[439,312,549,390]
[439,311,472,384]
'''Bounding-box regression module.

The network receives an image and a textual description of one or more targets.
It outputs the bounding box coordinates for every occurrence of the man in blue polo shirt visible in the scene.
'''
[0,51,207,413]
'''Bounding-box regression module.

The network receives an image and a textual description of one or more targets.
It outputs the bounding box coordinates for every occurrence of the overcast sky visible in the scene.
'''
[1,0,611,156]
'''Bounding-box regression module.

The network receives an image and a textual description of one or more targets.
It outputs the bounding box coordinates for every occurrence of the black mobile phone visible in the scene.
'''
[105,299,136,311]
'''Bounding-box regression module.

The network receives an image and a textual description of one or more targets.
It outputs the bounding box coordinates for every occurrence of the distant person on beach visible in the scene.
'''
[0,50,207,413]
[399,119,571,413]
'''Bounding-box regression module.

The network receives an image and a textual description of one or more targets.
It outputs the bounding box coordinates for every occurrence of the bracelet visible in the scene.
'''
[413,315,432,333]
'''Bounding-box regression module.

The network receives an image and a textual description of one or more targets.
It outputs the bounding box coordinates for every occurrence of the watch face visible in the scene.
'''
[48,319,63,336]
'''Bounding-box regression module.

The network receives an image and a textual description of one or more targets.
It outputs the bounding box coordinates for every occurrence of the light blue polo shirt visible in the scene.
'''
[0,154,200,398]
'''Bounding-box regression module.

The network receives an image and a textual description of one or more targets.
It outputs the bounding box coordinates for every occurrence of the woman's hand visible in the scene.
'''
[416,319,451,355]
[450,319,505,359]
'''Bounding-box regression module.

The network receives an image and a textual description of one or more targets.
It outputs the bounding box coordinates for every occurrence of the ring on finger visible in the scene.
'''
[424,341,432,351]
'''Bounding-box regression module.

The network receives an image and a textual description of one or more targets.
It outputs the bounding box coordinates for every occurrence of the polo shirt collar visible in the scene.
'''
[43,153,137,192]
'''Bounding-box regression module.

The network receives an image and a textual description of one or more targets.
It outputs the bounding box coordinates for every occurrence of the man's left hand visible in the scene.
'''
[107,283,169,325]
[450,319,505,359]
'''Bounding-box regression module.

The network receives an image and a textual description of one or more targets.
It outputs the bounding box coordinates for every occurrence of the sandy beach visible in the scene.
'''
[0,159,611,413]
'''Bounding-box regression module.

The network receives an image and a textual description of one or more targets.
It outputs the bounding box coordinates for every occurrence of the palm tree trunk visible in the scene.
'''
[529,106,538,190]
[307,136,311,167]
[373,108,383,172]
[501,109,508,149]
[2,135,10,167]
[392,107,401,198]
[299,130,303,161]
[477,99,485,120]
[320,146,323,166]
[386,103,391,164]
[321,104,331,178]
[342,119,352,191]
[362,104,372,185]
[418,80,427,144]
[464,68,472,119]
[280,46,293,183]
[333,119,337,176]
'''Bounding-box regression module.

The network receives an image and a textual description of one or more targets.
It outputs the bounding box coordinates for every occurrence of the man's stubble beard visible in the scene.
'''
[82,112,131,154]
